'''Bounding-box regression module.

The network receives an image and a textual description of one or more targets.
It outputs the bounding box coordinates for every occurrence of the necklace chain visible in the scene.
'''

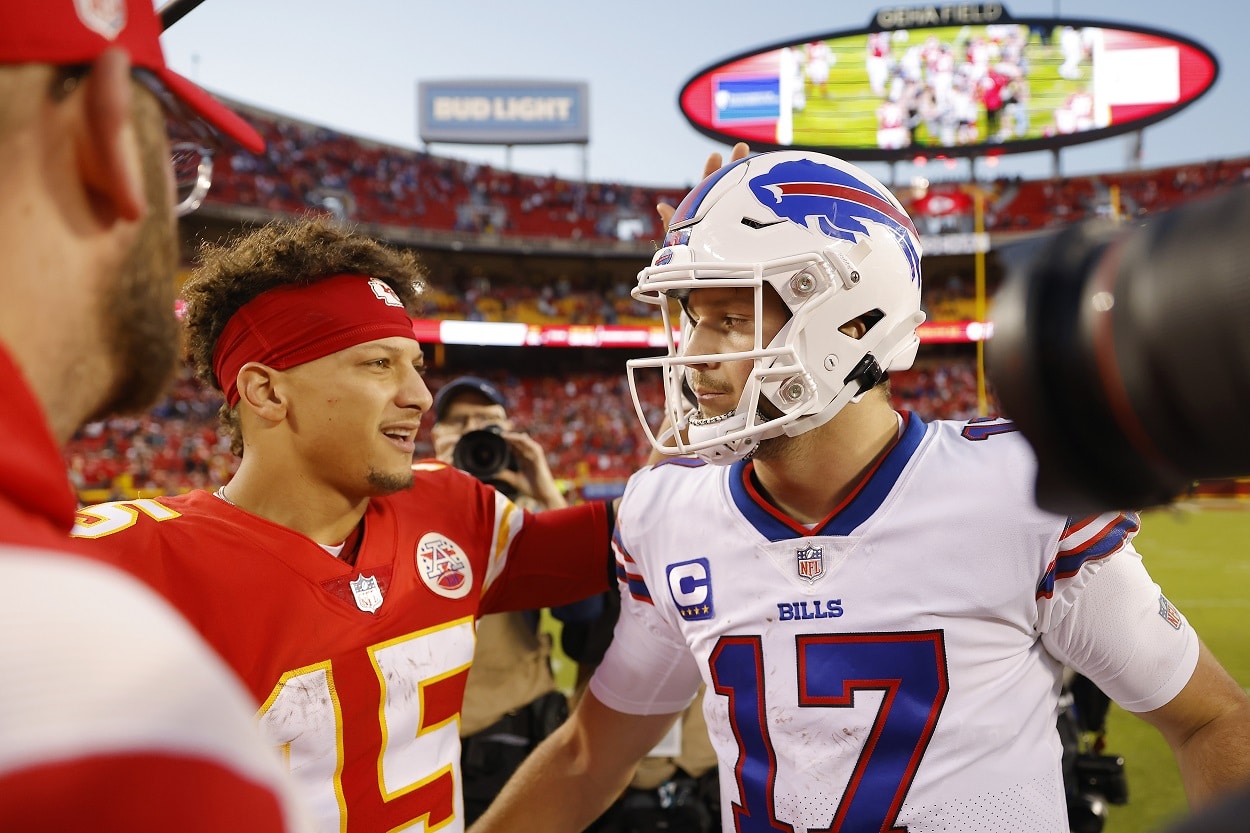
[214,485,236,506]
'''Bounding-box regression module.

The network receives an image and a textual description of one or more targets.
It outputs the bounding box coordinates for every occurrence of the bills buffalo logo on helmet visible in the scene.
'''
[748,158,922,284]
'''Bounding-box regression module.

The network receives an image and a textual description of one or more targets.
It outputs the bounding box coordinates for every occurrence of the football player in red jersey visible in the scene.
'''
[73,217,614,833]
[0,1,311,830]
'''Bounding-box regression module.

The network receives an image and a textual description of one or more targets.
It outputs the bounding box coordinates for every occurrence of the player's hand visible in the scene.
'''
[493,431,568,510]
[656,142,751,230]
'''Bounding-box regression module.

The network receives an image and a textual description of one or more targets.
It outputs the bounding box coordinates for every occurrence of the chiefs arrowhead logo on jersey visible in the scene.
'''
[416,532,473,599]
[796,544,825,583]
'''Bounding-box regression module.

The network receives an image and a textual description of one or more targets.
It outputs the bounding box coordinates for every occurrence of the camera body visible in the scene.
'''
[1066,753,1129,833]
[452,425,516,483]
[1058,674,1128,833]
[988,185,1250,514]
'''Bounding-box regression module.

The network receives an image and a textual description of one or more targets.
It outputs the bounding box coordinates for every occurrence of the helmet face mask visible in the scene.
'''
[626,151,926,465]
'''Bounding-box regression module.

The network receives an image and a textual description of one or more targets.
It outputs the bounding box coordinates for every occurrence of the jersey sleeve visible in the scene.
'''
[588,513,703,717]
[1034,511,1142,631]
[1039,534,1199,713]
[479,497,612,613]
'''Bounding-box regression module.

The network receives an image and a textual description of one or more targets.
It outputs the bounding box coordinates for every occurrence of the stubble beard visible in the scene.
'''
[88,104,180,422]
[366,467,415,495]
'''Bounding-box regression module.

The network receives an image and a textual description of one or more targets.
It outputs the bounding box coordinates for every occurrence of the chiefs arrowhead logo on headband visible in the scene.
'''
[211,274,417,407]
[74,0,126,40]
[369,278,404,308]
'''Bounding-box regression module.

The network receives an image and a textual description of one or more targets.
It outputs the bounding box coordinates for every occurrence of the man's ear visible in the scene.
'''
[76,47,146,223]
[237,363,287,423]
[837,317,871,339]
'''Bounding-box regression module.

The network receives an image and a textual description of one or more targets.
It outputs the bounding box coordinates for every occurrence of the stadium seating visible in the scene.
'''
[64,359,992,502]
[82,104,1242,502]
[188,101,1250,242]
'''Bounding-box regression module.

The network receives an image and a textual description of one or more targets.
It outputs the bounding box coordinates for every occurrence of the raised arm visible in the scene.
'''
[469,690,679,833]
[656,142,750,230]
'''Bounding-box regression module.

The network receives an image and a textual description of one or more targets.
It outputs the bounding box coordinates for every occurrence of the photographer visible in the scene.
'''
[432,376,567,510]
[432,376,601,823]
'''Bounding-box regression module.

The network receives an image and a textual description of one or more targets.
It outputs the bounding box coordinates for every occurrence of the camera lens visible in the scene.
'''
[989,186,1250,514]
[452,426,513,482]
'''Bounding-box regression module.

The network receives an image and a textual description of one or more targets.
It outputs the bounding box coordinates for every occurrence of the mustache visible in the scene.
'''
[685,373,733,396]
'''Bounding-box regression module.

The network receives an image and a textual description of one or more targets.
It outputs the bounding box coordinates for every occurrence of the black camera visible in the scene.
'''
[1059,674,1128,833]
[1066,753,1129,833]
[452,425,516,482]
[988,185,1250,515]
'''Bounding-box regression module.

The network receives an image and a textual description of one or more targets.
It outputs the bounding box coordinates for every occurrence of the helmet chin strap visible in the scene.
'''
[846,353,886,395]
[686,405,792,464]
[680,353,886,465]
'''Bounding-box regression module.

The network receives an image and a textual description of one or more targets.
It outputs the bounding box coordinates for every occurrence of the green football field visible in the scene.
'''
[543,506,1250,831]
[1099,505,1250,833]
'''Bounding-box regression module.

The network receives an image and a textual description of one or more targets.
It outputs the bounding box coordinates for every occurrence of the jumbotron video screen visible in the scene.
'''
[678,13,1217,160]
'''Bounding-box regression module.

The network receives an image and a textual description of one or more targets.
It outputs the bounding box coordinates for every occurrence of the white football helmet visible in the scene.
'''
[626,150,926,464]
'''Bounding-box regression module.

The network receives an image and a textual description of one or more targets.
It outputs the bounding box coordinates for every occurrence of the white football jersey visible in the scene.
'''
[592,412,1198,833]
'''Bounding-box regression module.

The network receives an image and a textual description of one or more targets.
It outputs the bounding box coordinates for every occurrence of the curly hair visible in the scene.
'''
[181,217,427,454]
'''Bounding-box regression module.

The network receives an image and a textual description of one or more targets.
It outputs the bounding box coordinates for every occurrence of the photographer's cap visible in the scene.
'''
[0,0,265,153]
[434,376,507,420]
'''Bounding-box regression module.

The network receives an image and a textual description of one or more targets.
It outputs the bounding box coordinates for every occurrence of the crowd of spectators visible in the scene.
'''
[967,156,1250,231]
[87,103,1242,503]
[415,270,654,326]
[63,358,990,503]
[191,100,1250,243]
[386,269,985,327]
[195,103,689,243]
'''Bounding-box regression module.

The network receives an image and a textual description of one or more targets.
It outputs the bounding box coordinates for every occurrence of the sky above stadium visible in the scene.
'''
[160,0,1246,190]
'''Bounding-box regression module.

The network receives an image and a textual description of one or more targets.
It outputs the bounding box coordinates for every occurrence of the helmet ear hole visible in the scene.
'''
[839,309,885,339]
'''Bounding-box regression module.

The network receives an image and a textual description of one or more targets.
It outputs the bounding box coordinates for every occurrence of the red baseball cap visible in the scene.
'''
[0,0,264,153]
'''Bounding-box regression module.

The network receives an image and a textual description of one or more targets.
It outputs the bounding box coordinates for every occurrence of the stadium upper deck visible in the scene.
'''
[191,100,1250,253]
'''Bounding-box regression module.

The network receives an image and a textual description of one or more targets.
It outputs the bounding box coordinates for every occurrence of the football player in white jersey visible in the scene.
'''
[469,150,1250,833]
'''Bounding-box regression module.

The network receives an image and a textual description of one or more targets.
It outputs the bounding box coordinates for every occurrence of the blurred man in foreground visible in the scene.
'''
[0,2,309,829]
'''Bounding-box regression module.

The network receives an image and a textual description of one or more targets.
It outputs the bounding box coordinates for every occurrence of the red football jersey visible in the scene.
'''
[73,460,610,833]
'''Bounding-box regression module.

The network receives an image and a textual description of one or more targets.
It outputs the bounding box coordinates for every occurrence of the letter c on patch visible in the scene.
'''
[666,558,714,621]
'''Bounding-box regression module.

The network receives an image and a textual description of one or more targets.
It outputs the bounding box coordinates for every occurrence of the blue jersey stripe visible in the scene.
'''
[1054,513,1140,578]
[613,533,653,603]
[1036,512,1140,597]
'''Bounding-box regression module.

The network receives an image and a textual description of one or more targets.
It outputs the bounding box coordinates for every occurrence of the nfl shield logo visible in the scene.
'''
[796,545,824,583]
[349,574,384,613]
[1158,594,1183,630]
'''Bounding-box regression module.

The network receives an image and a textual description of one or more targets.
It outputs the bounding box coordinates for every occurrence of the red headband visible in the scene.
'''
[211,274,417,406]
